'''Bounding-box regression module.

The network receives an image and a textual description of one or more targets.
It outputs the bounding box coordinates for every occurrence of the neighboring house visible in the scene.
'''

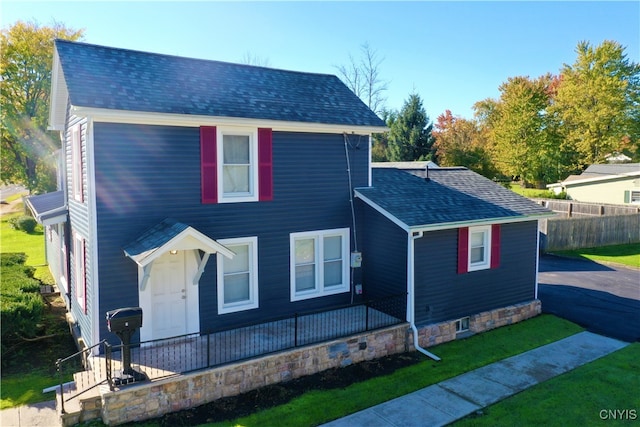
[27,40,551,358]
[547,163,640,205]
[357,163,551,341]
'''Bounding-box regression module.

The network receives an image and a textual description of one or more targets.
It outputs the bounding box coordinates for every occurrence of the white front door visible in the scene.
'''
[151,251,188,340]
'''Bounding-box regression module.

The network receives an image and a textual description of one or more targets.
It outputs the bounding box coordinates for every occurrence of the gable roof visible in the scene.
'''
[355,167,552,232]
[51,40,386,132]
[123,218,234,267]
[553,163,640,187]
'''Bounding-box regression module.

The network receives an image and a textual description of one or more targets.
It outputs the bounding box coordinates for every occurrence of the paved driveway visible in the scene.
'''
[538,255,640,342]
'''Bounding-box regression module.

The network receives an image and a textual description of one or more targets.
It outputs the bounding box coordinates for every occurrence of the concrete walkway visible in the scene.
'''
[1,331,628,427]
[322,331,628,427]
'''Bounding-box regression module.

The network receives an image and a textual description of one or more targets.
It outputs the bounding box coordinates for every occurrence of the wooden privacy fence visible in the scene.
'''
[540,213,640,251]
[534,199,640,217]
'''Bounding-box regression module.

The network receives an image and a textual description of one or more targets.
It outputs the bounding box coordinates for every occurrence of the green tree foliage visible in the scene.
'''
[432,110,496,177]
[387,93,435,162]
[476,75,568,186]
[371,109,396,162]
[1,21,83,192]
[551,40,640,166]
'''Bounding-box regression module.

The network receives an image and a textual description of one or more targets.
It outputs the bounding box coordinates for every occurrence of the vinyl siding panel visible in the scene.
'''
[93,123,369,342]
[65,113,94,345]
[413,221,538,325]
[357,200,408,300]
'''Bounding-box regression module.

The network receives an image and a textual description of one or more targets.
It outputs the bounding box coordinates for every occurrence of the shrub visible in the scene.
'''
[1,253,45,361]
[8,215,38,233]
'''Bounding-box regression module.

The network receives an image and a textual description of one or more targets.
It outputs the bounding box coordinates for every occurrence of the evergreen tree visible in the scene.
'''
[387,93,435,162]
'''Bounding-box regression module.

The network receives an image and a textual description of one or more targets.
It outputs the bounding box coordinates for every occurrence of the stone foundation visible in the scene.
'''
[99,299,541,425]
[414,300,542,349]
[100,325,409,425]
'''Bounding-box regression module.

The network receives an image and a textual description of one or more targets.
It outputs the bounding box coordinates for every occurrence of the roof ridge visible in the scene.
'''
[54,39,339,79]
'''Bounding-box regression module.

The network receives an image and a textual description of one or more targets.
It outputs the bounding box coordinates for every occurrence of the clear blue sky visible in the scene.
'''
[2,1,639,120]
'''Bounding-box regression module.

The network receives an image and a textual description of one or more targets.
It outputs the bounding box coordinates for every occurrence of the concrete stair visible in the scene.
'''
[56,370,107,426]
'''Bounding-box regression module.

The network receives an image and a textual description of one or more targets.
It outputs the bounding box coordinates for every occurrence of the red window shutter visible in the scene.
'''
[81,239,87,314]
[457,227,469,274]
[200,126,217,203]
[490,224,501,269]
[258,128,273,201]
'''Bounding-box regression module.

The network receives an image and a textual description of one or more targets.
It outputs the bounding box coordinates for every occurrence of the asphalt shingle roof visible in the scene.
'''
[582,163,640,176]
[55,40,385,128]
[24,191,67,224]
[355,167,551,229]
[123,219,190,266]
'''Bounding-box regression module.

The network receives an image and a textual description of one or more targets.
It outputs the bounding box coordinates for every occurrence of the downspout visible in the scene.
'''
[407,231,441,361]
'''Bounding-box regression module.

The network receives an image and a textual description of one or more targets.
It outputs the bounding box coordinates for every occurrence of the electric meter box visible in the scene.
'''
[350,252,362,268]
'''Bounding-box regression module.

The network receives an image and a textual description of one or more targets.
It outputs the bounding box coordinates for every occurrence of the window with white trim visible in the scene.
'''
[290,228,350,301]
[468,225,491,271]
[217,237,258,314]
[217,128,259,203]
[73,233,86,313]
[631,190,640,204]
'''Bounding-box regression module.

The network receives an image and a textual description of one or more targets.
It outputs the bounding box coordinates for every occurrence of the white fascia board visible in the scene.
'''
[70,106,389,135]
[408,212,557,233]
[48,47,68,131]
[561,171,640,187]
[354,190,410,233]
[355,189,555,233]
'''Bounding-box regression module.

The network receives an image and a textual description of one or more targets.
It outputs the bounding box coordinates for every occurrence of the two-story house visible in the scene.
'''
[28,40,551,358]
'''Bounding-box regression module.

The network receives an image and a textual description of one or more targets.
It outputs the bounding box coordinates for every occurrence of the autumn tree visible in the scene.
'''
[432,110,495,177]
[477,75,566,186]
[551,40,640,166]
[335,42,388,115]
[1,21,84,192]
[387,93,435,162]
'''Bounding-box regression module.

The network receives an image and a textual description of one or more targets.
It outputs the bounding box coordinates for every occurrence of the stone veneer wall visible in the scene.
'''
[100,325,409,425]
[415,300,542,348]
[99,299,540,425]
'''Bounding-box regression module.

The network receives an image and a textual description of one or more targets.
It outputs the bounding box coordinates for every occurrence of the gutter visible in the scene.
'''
[407,231,441,361]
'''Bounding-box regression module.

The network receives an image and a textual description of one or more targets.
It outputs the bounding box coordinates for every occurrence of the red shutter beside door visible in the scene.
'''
[490,224,501,269]
[258,128,273,201]
[200,126,217,204]
[457,227,469,274]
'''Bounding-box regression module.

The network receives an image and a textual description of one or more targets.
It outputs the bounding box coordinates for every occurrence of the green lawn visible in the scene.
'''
[507,183,557,198]
[453,343,640,427]
[0,212,53,284]
[551,243,640,269]
[0,372,61,410]
[209,315,583,427]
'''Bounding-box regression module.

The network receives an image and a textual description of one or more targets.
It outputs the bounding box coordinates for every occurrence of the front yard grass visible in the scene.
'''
[209,314,583,427]
[550,243,640,269]
[453,342,640,426]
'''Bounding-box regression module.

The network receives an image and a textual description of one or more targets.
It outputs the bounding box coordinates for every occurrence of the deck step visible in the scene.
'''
[56,371,105,426]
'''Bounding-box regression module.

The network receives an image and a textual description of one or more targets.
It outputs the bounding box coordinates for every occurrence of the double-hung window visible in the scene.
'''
[218,129,258,203]
[71,124,83,202]
[468,226,491,271]
[217,237,258,314]
[458,224,500,273]
[290,228,349,301]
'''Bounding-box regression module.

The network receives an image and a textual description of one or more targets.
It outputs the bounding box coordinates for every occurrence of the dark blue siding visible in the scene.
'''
[94,124,369,342]
[413,221,538,325]
[357,200,408,300]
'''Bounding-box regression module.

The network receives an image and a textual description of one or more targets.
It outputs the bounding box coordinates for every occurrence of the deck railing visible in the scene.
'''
[58,293,406,396]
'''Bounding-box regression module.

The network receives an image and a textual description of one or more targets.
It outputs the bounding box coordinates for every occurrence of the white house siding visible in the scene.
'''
[566,176,640,205]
